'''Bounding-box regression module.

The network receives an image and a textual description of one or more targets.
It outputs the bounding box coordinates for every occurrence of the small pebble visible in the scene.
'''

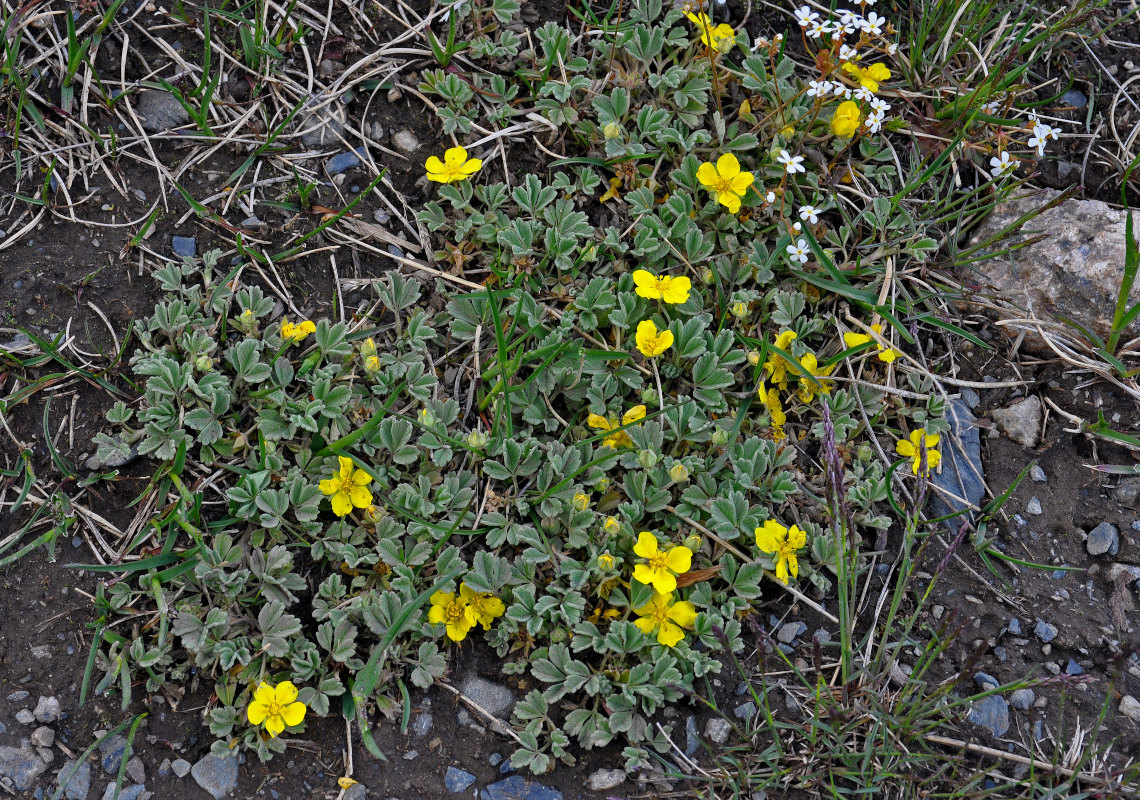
[444,767,476,793]
[1062,88,1088,108]
[1030,465,1047,482]
[1026,497,1043,516]
[1086,522,1120,556]
[1007,618,1021,636]
[587,769,626,792]
[1034,619,1057,643]
[373,209,390,224]
[1121,695,1140,722]
[391,129,420,154]
[1010,689,1035,711]
[704,718,731,745]
[171,759,192,778]
[733,702,757,721]
[31,727,54,747]
[15,709,35,725]
[402,750,418,761]
[1065,659,1084,676]
[171,236,196,259]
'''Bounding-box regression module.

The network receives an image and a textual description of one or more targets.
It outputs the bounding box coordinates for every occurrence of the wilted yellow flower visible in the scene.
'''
[633,591,698,647]
[600,177,622,203]
[842,62,891,93]
[318,456,373,517]
[425,146,482,183]
[588,405,646,449]
[696,153,753,214]
[635,320,674,357]
[364,355,381,373]
[763,330,798,389]
[281,319,316,342]
[747,350,761,366]
[246,681,307,738]
[669,462,689,483]
[795,353,834,403]
[896,430,941,476]
[598,553,616,570]
[755,519,807,585]
[843,323,900,363]
[633,269,692,304]
[603,517,621,535]
[685,11,735,53]
[831,100,862,138]
[632,531,693,594]
[759,383,786,441]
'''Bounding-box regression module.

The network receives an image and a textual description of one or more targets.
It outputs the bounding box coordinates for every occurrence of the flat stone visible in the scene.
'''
[31,726,55,747]
[777,621,807,644]
[15,709,35,725]
[1010,689,1035,711]
[481,775,562,800]
[7,691,30,702]
[411,712,433,737]
[929,399,985,523]
[973,672,999,691]
[1113,477,1140,508]
[966,695,1010,738]
[57,759,91,800]
[402,750,418,760]
[1062,89,1088,108]
[1026,496,1043,516]
[191,754,238,800]
[1121,695,1140,722]
[391,129,420,154]
[0,744,49,791]
[990,396,1042,448]
[683,714,698,757]
[34,696,61,723]
[343,784,367,800]
[126,757,145,784]
[99,783,146,800]
[171,758,192,778]
[98,736,128,775]
[586,768,626,791]
[1030,465,1047,482]
[445,767,476,793]
[296,100,346,147]
[1086,522,1120,556]
[1034,619,1058,643]
[704,717,731,745]
[134,90,190,132]
[460,676,515,719]
[1007,618,1021,635]
[326,147,367,176]
[733,702,757,721]
[171,236,197,259]
[1065,659,1084,675]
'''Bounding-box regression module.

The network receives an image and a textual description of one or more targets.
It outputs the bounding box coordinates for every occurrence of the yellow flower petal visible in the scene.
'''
[587,413,612,431]
[665,546,692,574]
[622,405,647,425]
[895,440,917,458]
[668,600,698,628]
[349,485,373,509]
[755,520,785,553]
[425,155,446,174]
[634,616,656,636]
[330,492,353,517]
[246,699,269,726]
[632,563,656,588]
[265,714,285,738]
[274,681,299,706]
[715,153,741,180]
[657,620,685,647]
[633,531,658,560]
[696,162,719,188]
[318,478,338,496]
[281,701,306,727]
[444,146,469,166]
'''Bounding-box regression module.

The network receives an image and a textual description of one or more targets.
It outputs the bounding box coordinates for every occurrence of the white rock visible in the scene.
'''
[1120,695,1140,722]
[587,768,626,791]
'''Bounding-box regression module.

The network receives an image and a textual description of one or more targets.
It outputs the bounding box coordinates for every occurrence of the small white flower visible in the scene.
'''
[774,33,783,41]
[870,97,891,113]
[980,101,999,115]
[865,110,885,134]
[793,221,802,232]
[861,11,885,35]
[833,82,850,97]
[765,190,777,204]
[839,44,858,63]
[887,42,898,55]
[1039,123,1061,141]
[807,80,833,97]
[786,238,810,264]
[837,9,863,34]
[807,19,829,39]
[854,86,875,102]
[799,205,820,224]
[777,150,806,175]
[1027,110,1040,126]
[989,151,1016,178]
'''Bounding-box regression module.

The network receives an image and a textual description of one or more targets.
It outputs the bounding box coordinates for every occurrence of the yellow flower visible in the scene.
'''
[896,430,941,476]
[669,462,689,482]
[572,492,590,511]
[603,517,621,535]
[428,590,475,641]
[632,531,693,594]
[843,323,899,363]
[588,405,646,449]
[460,583,505,630]
[633,591,698,647]
[843,62,891,93]
[763,330,798,389]
[755,519,807,585]
[759,384,787,441]
[831,100,862,138]
[359,337,377,358]
[598,553,616,570]
[685,11,735,53]
[364,355,381,373]
[795,353,834,403]
[603,122,622,139]
[635,320,674,357]
[425,146,482,183]
[318,456,373,517]
[281,319,316,342]
[633,269,692,304]
[246,681,307,738]
[696,153,754,214]
[600,177,622,203]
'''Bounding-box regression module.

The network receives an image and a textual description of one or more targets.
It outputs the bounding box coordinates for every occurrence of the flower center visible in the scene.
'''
[712,175,735,195]
[445,602,465,621]
[334,475,354,494]
[648,604,671,626]
[649,552,671,572]
[265,698,284,719]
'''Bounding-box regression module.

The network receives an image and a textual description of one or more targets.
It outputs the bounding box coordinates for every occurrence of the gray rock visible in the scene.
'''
[157,759,171,778]
[966,695,1010,737]
[704,717,731,745]
[171,758,191,778]
[1121,695,1140,722]
[15,709,35,725]
[1007,618,1021,635]
[296,101,346,147]
[1086,522,1120,556]
[733,702,757,721]
[57,759,91,800]
[126,757,145,784]
[777,621,807,644]
[929,399,985,523]
[372,209,390,224]
[1062,89,1088,108]
[31,644,52,659]
[99,783,146,800]
[964,190,1140,354]
[31,726,55,747]
[7,690,30,702]
[0,744,49,791]
[683,714,699,757]
[1026,496,1043,516]
[445,767,476,793]
[960,388,980,409]
[1030,464,1047,482]
[1113,477,1140,507]
[973,672,999,691]
[460,676,515,719]
[481,776,562,800]
[190,754,238,800]
[1107,563,1140,585]
[326,148,367,176]
[402,750,418,760]
[134,91,190,132]
[412,712,433,737]
[98,736,128,775]
[342,784,367,800]
[586,768,626,791]
[34,695,61,723]
[990,396,1042,448]
[1065,659,1084,675]
[172,236,196,259]
[391,129,420,155]
[1010,689,1035,711]
[1034,619,1058,643]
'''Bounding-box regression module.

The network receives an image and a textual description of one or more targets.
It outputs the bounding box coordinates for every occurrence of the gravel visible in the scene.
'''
[326,148,367,176]
[0,744,49,792]
[171,758,192,778]
[33,696,61,723]
[15,709,34,725]
[445,767,476,793]
[134,90,190,132]
[1120,695,1140,722]
[1030,464,1047,482]
[704,717,731,745]
[171,236,197,259]
[1010,689,1035,711]
[1034,619,1058,643]
[191,754,239,800]
[57,760,92,800]
[391,129,420,154]
[1086,522,1120,556]
[1026,496,1043,516]
[481,776,562,800]
[586,768,626,791]
[967,695,1010,738]
[31,726,55,748]
[990,396,1042,447]
[460,676,516,719]
[777,621,807,644]
[733,702,757,721]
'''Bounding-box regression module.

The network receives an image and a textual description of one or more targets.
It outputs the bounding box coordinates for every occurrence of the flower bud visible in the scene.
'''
[595,477,610,493]
[637,449,659,469]
[857,444,873,463]
[731,301,748,319]
[572,492,590,511]
[194,354,213,372]
[702,267,714,284]
[747,350,761,366]
[711,428,729,446]
[603,122,621,139]
[364,355,381,373]
[669,462,690,483]
[683,534,702,552]
[466,429,488,449]
[363,505,384,523]
[603,517,621,535]
[419,408,435,427]
[597,553,616,569]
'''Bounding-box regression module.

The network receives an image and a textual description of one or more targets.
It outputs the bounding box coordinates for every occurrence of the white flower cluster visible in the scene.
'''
[795,4,892,43]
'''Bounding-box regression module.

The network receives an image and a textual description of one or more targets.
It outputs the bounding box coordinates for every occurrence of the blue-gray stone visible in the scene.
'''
[967,695,1010,737]
[445,767,477,793]
[1034,619,1057,643]
[929,400,985,523]
[191,754,238,800]
[172,236,196,259]
[488,753,503,766]
[58,760,91,800]
[460,676,515,719]
[499,760,515,774]
[412,712,433,737]
[777,621,807,644]
[1010,689,1035,711]
[100,784,146,800]
[1086,522,1119,556]
[0,745,48,791]
[1032,720,1044,741]
[733,702,757,721]
[1052,570,1068,580]
[1066,659,1084,675]
[974,672,999,690]
[98,736,128,775]
[325,147,366,176]
[1007,618,1021,636]
[1062,89,1087,108]
[481,776,562,800]
[0,722,5,734]
[994,646,1008,662]
[684,715,698,757]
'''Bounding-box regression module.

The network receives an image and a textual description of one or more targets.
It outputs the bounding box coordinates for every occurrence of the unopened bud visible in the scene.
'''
[638,449,659,469]
[572,492,590,511]
[669,462,689,483]
[466,429,488,449]
[711,428,729,446]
